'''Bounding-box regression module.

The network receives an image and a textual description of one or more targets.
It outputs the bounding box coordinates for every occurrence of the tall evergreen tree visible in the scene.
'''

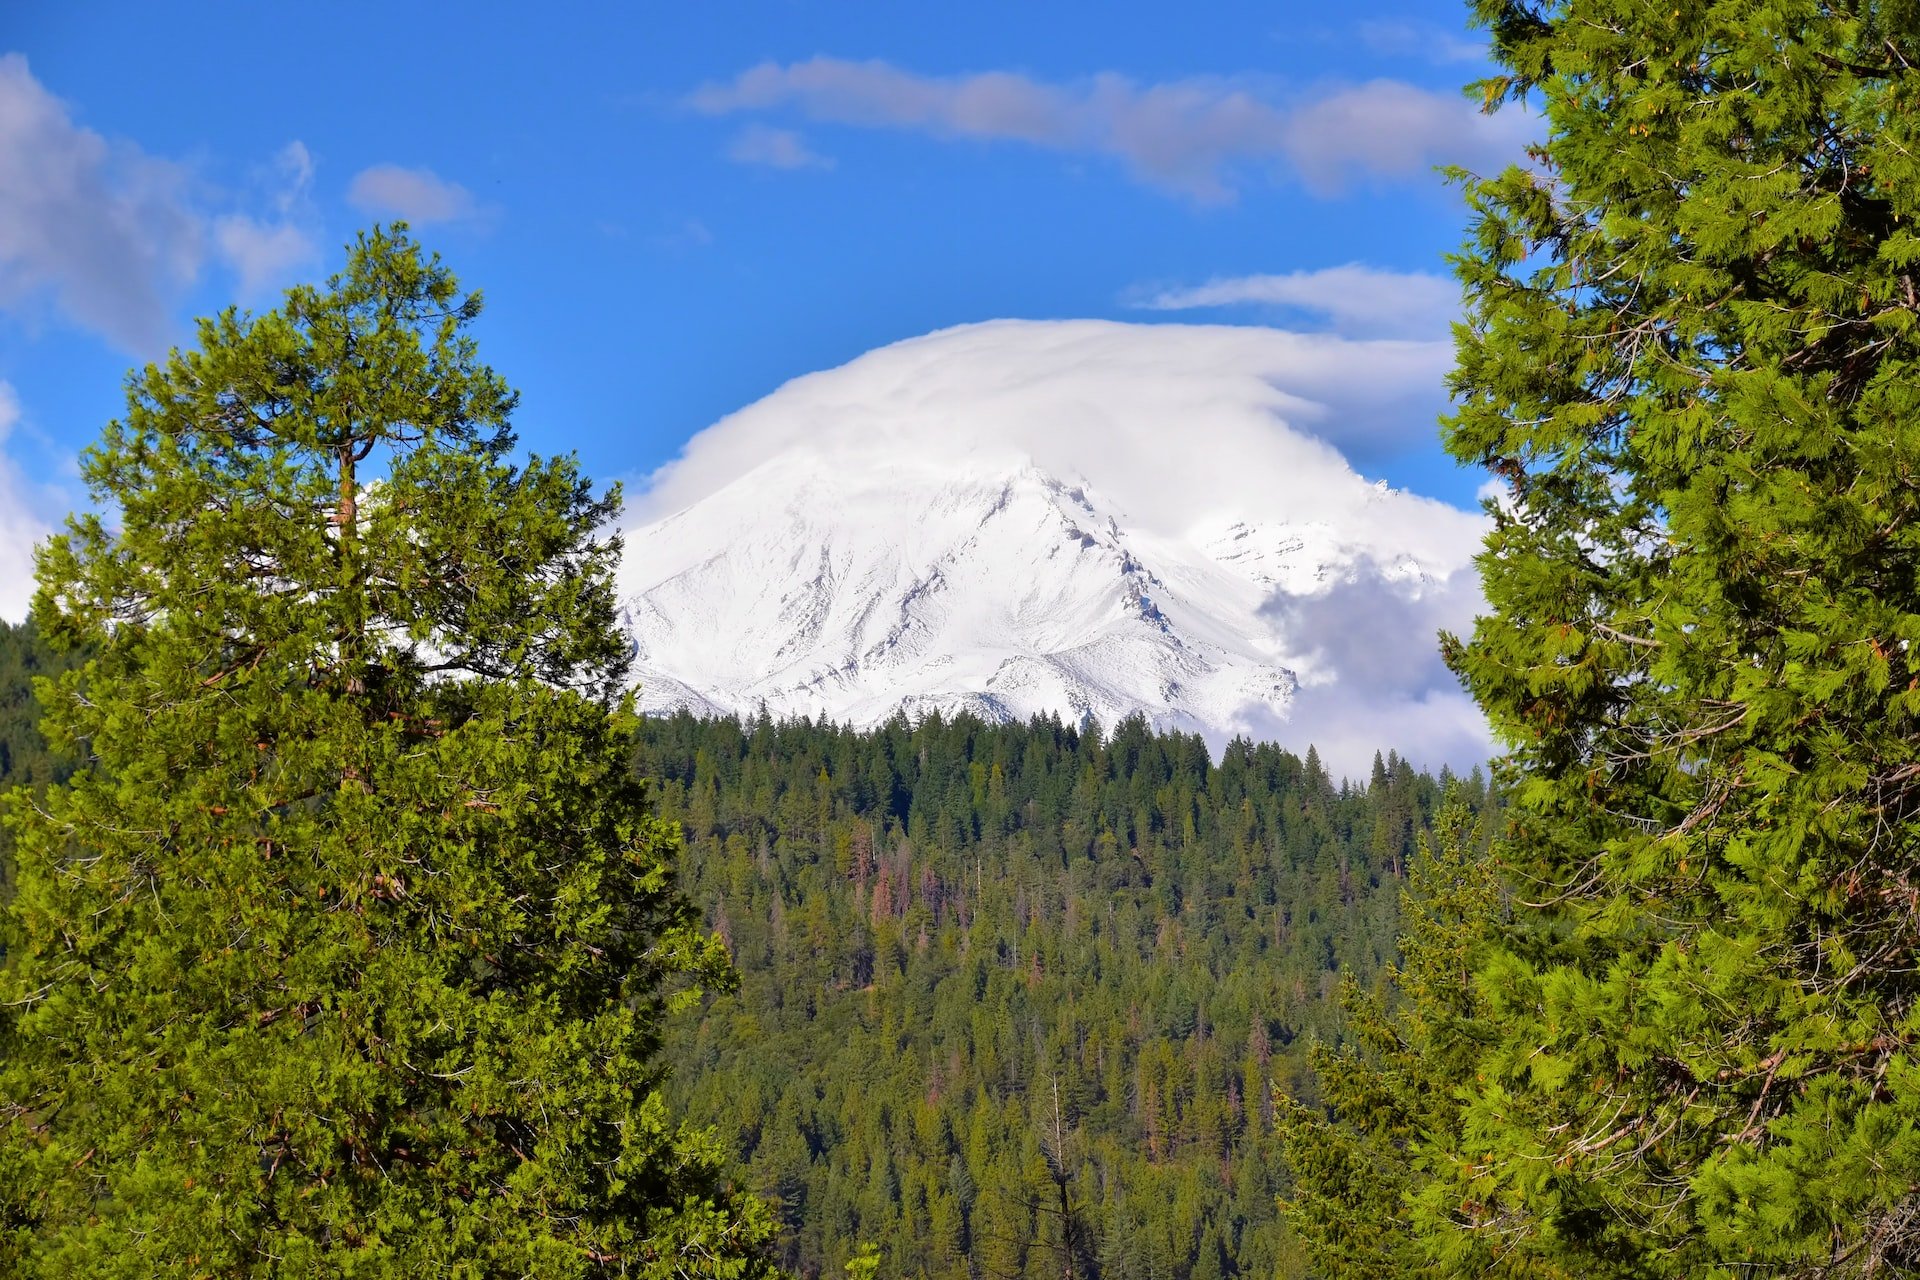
[1276,799,1521,1280]
[0,228,773,1277]
[1436,2,1920,1274]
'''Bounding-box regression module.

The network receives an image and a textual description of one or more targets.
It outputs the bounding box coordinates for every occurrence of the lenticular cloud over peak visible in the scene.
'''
[619,319,1492,776]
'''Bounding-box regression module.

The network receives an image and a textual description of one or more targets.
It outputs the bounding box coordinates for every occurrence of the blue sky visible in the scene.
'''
[1,1,1528,617]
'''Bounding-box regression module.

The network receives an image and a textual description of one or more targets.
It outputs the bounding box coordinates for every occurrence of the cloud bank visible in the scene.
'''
[0,55,316,352]
[687,58,1534,200]
[635,320,1461,527]
[1138,263,1461,339]
[1259,554,1486,778]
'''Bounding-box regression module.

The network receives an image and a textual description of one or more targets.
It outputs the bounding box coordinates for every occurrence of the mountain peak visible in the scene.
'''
[617,320,1490,772]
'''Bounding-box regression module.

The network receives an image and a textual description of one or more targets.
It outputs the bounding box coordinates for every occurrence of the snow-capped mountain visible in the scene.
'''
[615,319,1490,769]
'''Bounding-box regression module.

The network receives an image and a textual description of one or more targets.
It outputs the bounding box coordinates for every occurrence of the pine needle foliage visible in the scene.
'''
[0,228,775,1278]
[1276,799,1529,1280]
[1437,2,1920,1274]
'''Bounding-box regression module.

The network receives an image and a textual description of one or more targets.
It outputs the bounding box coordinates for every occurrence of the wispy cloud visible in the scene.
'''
[727,123,834,170]
[651,218,715,252]
[1357,19,1488,66]
[0,55,317,352]
[687,57,1532,201]
[347,163,477,225]
[271,140,315,211]
[215,142,322,299]
[1136,264,1460,339]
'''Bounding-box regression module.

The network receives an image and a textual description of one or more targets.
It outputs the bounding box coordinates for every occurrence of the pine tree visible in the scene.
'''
[0,228,774,1277]
[1438,2,1920,1273]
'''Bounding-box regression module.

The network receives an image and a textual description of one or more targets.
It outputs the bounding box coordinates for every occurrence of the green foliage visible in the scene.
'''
[1432,2,1920,1274]
[0,229,775,1277]
[1276,798,1523,1280]
[638,710,1480,1280]
[844,1242,881,1280]
[0,618,79,794]
[0,618,83,904]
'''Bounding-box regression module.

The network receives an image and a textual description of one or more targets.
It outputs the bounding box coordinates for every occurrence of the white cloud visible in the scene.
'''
[628,318,1492,774]
[215,141,322,299]
[0,53,202,354]
[214,216,318,299]
[1137,264,1460,339]
[1258,555,1486,775]
[687,58,1533,200]
[1282,79,1522,195]
[1357,19,1488,65]
[347,164,476,225]
[634,320,1464,527]
[0,55,317,351]
[727,123,834,170]
[0,383,53,623]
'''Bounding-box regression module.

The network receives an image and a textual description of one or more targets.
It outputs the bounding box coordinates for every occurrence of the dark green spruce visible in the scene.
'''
[1272,797,1532,1280]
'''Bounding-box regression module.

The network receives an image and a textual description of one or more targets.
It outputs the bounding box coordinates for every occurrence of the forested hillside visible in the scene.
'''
[638,711,1491,1280]
[0,617,1491,1278]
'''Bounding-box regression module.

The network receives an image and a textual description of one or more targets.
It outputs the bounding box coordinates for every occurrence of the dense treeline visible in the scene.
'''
[638,710,1492,1280]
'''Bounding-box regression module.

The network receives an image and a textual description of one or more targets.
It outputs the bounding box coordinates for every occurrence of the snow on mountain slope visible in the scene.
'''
[616,319,1492,773]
